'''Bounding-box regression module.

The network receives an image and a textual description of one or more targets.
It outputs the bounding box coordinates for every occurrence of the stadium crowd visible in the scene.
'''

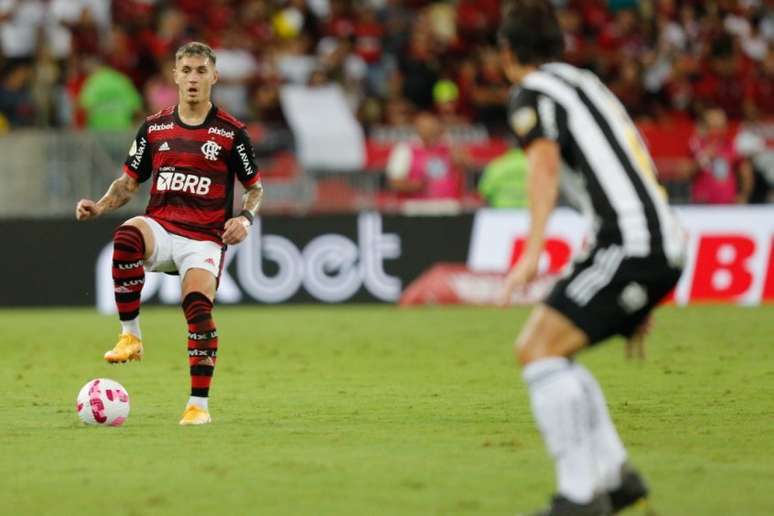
[1,0,772,204]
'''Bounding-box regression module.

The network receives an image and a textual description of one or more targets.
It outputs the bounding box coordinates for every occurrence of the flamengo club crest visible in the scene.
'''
[201,140,221,161]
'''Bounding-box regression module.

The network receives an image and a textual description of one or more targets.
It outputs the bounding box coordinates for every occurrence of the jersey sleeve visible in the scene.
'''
[122,121,152,183]
[508,87,559,149]
[229,128,261,187]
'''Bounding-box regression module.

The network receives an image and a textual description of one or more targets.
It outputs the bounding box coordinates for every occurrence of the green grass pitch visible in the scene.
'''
[1,305,772,515]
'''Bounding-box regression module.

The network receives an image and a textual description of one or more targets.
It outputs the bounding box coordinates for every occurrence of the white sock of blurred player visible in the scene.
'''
[121,318,141,339]
[523,357,598,503]
[188,396,208,410]
[573,362,628,491]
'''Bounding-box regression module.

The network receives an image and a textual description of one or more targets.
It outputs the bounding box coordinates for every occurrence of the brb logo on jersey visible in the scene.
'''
[201,141,221,161]
[156,172,212,195]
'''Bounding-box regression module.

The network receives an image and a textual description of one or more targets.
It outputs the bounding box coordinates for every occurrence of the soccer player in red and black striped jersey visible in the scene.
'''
[75,42,263,425]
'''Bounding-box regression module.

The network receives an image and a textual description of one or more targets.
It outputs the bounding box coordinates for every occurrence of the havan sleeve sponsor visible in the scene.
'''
[123,121,152,182]
[229,128,261,187]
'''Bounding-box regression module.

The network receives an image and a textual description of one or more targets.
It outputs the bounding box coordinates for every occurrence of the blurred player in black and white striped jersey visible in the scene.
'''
[496,1,686,515]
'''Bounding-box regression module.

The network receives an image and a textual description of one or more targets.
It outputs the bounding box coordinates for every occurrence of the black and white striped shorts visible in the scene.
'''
[545,245,683,345]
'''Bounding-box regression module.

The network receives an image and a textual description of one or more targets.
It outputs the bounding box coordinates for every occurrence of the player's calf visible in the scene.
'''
[112,225,145,325]
[105,225,146,363]
[182,292,218,417]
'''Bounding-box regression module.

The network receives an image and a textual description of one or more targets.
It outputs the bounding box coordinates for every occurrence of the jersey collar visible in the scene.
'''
[174,104,218,129]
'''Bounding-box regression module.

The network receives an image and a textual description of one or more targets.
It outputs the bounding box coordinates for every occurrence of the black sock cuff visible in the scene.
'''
[114,225,146,254]
[182,291,213,310]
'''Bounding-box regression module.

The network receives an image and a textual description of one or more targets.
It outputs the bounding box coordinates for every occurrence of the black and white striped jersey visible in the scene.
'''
[508,62,685,264]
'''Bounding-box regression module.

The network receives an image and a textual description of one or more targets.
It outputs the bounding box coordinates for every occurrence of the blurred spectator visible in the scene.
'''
[470,46,509,134]
[693,35,747,119]
[354,4,394,99]
[273,0,320,42]
[382,96,413,127]
[743,49,774,121]
[79,60,142,131]
[557,7,586,67]
[596,8,645,79]
[144,58,177,114]
[0,64,35,127]
[324,0,354,39]
[241,0,275,52]
[432,79,469,126]
[386,112,465,200]
[67,4,101,58]
[456,0,500,44]
[0,0,45,65]
[249,71,286,126]
[213,25,259,119]
[317,36,367,111]
[150,7,190,60]
[736,126,774,204]
[275,34,317,85]
[380,0,413,57]
[478,148,528,209]
[689,107,754,204]
[399,27,441,110]
[610,60,647,120]
[47,0,84,62]
[31,43,61,127]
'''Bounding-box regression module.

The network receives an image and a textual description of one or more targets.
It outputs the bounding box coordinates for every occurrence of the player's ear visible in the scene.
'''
[173,65,180,85]
[500,48,521,84]
[212,69,218,85]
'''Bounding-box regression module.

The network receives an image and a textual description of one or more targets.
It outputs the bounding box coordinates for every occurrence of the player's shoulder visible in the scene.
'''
[508,85,540,114]
[213,107,246,131]
[145,106,175,123]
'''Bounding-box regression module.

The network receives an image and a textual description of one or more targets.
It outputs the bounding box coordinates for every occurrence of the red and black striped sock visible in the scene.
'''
[182,292,218,398]
[112,226,145,322]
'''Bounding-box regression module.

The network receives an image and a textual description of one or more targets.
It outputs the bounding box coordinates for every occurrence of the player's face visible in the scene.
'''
[498,42,523,85]
[174,55,218,104]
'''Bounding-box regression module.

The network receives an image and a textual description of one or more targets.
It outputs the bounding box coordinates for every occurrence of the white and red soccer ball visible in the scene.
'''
[76,378,130,426]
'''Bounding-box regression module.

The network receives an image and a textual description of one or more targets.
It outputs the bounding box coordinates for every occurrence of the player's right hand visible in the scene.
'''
[75,199,101,221]
[625,315,652,360]
[496,255,540,308]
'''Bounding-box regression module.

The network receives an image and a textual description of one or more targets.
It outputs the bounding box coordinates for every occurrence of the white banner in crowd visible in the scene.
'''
[279,84,365,171]
[468,206,774,305]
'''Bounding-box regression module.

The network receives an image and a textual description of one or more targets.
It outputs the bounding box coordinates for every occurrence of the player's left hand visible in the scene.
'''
[496,255,540,307]
[222,216,250,245]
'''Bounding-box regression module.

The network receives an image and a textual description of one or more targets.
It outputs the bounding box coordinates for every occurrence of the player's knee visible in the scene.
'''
[113,224,145,255]
[182,291,212,311]
[515,337,540,366]
[117,218,152,259]
[182,291,213,321]
[515,335,564,366]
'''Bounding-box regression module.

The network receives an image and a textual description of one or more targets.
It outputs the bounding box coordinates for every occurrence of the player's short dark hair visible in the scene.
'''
[498,0,565,65]
[175,42,217,66]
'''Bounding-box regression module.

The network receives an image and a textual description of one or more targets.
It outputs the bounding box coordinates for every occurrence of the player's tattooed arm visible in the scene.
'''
[240,182,263,218]
[75,174,140,221]
[96,174,140,214]
[222,182,263,245]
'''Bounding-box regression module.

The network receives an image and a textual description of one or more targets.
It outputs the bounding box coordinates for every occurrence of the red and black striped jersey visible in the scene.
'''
[123,105,261,245]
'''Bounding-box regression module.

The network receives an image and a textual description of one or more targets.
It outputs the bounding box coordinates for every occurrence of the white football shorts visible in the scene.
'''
[140,216,223,279]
